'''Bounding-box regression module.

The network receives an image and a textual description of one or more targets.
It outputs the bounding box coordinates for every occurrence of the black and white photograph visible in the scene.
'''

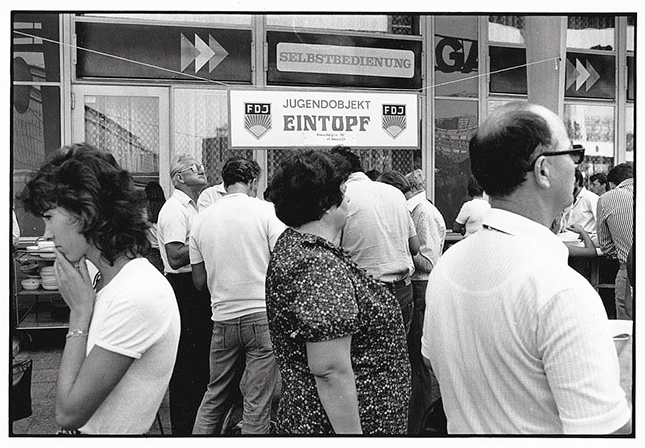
[6,3,639,442]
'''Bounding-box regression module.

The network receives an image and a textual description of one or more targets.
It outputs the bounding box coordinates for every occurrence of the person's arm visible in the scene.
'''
[191,262,207,291]
[306,336,362,434]
[408,235,420,256]
[565,224,598,257]
[595,198,616,257]
[452,221,465,235]
[53,251,134,429]
[165,242,190,270]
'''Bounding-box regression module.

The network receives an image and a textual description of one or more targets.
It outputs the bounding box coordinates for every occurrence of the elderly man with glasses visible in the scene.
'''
[421,102,631,435]
[157,154,213,435]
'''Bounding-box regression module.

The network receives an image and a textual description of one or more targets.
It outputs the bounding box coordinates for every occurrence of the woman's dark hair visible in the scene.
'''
[466,175,485,197]
[18,143,150,265]
[378,170,411,194]
[269,150,349,227]
[330,145,363,173]
[145,181,166,224]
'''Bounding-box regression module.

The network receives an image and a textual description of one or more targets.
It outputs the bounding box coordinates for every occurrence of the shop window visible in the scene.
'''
[488,15,524,44]
[266,14,419,35]
[434,15,478,98]
[626,15,635,52]
[434,99,478,228]
[266,147,418,186]
[12,13,62,237]
[567,15,615,51]
[489,46,527,95]
[81,13,252,25]
[13,12,61,82]
[173,89,252,186]
[564,103,615,174]
[626,105,634,163]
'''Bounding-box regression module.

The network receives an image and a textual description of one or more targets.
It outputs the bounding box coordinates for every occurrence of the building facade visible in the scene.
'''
[11,13,635,236]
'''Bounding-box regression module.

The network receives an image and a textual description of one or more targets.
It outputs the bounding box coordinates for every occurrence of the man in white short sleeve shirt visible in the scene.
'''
[421,102,631,435]
[190,157,285,434]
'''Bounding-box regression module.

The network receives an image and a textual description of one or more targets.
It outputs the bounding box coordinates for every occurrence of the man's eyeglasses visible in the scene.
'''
[528,145,585,170]
[178,163,205,175]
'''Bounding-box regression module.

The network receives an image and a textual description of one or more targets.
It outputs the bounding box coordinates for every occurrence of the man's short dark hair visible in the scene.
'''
[590,172,608,186]
[607,163,633,186]
[469,102,554,197]
[378,170,411,194]
[574,169,584,187]
[330,145,363,173]
[467,175,485,197]
[221,157,261,187]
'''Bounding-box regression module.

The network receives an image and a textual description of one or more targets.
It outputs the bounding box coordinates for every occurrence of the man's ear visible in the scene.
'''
[533,156,551,189]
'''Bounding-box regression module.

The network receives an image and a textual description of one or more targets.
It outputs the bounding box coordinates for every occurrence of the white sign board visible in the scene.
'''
[229,90,418,148]
[276,43,415,79]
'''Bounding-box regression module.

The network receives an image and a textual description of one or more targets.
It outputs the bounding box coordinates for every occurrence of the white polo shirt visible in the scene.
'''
[189,193,285,321]
[566,187,599,235]
[422,208,630,434]
[157,189,198,274]
[341,172,416,282]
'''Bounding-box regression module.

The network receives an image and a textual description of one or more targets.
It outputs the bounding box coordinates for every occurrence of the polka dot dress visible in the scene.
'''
[266,228,411,434]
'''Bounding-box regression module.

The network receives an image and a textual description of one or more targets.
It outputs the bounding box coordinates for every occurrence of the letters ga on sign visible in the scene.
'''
[229,90,419,148]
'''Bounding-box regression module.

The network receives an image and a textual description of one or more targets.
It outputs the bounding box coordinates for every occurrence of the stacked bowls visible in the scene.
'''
[40,265,59,290]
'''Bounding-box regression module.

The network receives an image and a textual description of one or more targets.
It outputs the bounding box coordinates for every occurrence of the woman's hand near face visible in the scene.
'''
[54,250,96,321]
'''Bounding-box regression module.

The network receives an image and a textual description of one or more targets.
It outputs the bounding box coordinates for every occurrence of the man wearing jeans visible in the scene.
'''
[331,146,419,335]
[190,157,285,434]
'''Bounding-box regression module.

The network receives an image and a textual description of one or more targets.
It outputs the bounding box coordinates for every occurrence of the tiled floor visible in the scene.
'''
[10,330,171,436]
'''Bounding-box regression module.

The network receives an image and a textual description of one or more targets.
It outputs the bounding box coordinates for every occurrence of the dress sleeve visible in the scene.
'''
[290,253,359,343]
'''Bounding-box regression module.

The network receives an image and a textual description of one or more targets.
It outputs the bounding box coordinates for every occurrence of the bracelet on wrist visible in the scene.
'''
[66,329,89,340]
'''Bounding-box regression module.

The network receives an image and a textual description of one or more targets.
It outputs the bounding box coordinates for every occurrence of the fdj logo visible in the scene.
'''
[244,103,272,140]
[382,104,407,139]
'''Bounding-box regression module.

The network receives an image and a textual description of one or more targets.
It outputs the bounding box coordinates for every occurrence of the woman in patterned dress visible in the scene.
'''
[265,150,411,434]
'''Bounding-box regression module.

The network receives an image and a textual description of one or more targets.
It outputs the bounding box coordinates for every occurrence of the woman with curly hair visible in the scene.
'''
[265,150,411,434]
[19,143,180,434]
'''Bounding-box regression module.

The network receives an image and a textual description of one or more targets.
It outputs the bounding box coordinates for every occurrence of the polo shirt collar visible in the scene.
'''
[482,208,569,262]
[407,191,425,212]
[172,188,196,208]
[347,172,370,183]
[617,178,633,189]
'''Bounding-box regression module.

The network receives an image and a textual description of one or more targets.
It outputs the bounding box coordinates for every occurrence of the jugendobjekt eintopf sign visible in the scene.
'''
[229,90,419,148]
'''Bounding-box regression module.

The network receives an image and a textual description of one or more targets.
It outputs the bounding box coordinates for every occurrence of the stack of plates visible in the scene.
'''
[40,266,59,290]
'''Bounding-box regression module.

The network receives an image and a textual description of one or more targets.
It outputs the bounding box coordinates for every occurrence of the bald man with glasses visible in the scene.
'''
[421,102,631,435]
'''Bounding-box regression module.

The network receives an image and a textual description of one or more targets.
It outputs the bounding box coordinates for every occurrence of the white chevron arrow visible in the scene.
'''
[209,34,229,72]
[575,59,590,91]
[180,33,229,73]
[585,60,600,91]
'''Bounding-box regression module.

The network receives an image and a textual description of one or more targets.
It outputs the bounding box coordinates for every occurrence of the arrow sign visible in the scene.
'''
[180,33,229,73]
[575,59,590,91]
[209,35,229,72]
[585,60,600,91]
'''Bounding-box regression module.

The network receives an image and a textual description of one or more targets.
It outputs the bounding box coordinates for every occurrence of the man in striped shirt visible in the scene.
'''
[597,163,634,320]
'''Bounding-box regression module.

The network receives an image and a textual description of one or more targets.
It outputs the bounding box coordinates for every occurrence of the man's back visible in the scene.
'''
[597,179,633,263]
[341,172,416,282]
[423,209,629,434]
[190,193,285,320]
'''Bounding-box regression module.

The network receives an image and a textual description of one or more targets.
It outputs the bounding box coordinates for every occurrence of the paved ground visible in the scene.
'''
[10,329,171,436]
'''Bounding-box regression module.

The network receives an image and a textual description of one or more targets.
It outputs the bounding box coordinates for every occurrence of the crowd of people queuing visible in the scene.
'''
[16,100,633,435]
